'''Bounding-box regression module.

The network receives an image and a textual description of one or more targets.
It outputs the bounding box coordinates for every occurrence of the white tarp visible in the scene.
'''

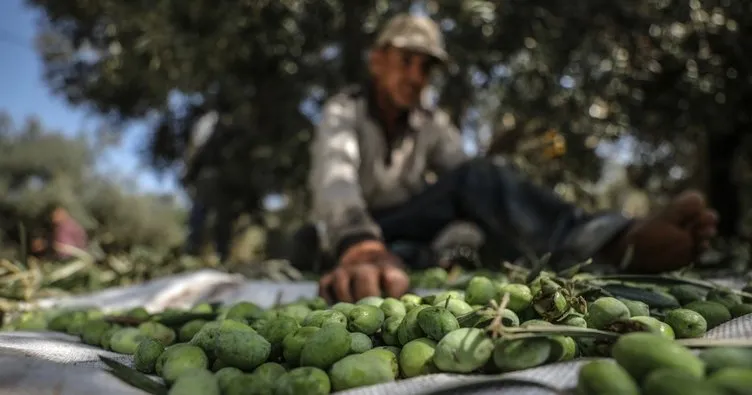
[1,269,750,395]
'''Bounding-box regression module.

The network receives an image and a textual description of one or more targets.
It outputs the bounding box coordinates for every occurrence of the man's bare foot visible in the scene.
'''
[606,190,718,273]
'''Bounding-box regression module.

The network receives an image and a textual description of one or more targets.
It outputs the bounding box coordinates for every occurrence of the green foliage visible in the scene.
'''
[428,0,752,235]
[26,0,413,217]
[21,0,752,239]
[0,249,221,305]
[0,111,185,255]
[81,179,186,251]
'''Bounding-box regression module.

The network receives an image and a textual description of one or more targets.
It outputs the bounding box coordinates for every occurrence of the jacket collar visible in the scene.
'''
[363,80,417,138]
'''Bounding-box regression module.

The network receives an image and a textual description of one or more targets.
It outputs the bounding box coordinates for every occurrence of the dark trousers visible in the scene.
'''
[185,201,206,256]
[290,157,632,272]
[185,201,233,262]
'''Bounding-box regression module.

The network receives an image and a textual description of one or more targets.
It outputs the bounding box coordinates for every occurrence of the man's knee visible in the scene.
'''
[431,221,485,251]
[451,156,515,193]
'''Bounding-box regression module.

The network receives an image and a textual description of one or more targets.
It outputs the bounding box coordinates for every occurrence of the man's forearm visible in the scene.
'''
[309,94,380,263]
[323,205,385,262]
[335,231,382,261]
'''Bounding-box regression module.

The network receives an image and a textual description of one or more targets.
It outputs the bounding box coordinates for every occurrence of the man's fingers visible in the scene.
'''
[690,209,719,241]
[381,264,410,298]
[318,273,335,302]
[661,190,707,225]
[695,225,717,241]
[352,263,382,300]
[333,269,354,303]
[697,210,719,237]
[702,209,719,226]
[320,249,408,303]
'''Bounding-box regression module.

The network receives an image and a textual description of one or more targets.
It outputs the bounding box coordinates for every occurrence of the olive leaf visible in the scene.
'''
[99,356,167,395]
[417,375,567,395]
[593,274,699,285]
[677,338,752,348]
[103,312,217,327]
[573,286,610,301]
[18,222,27,271]
[592,274,752,299]
[525,252,552,284]
[556,258,592,278]
[501,325,620,340]
[457,309,496,328]
[605,318,648,334]
[597,283,680,308]
[103,315,145,326]
[420,294,438,305]
[273,290,284,307]
[155,312,217,327]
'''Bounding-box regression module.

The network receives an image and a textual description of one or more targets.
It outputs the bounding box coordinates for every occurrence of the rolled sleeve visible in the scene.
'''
[309,96,382,258]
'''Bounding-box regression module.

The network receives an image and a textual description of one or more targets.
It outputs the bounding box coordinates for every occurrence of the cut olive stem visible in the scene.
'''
[486,292,511,339]
[273,290,284,307]
[100,356,167,395]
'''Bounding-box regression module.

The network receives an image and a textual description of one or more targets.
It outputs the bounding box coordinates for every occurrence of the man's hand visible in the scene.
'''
[604,190,718,273]
[318,240,410,302]
[339,240,391,268]
[30,237,46,254]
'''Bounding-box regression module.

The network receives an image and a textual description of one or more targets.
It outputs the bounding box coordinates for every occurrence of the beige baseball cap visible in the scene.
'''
[373,13,449,64]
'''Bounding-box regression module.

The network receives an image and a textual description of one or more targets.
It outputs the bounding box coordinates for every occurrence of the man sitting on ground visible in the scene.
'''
[305,14,718,302]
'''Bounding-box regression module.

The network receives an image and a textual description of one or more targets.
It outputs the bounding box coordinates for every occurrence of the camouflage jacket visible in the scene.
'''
[308,84,470,255]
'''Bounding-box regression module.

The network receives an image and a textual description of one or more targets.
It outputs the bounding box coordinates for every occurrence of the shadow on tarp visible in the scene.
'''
[0,354,144,395]
[25,270,247,313]
[0,331,131,367]
[23,269,443,313]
